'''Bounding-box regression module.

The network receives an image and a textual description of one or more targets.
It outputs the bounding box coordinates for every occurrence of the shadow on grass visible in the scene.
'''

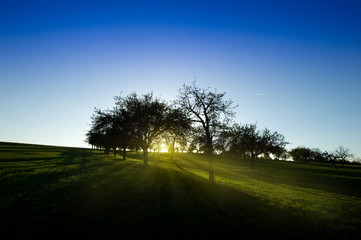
[68,165,354,239]
[1,148,358,240]
[240,159,361,198]
[0,156,64,162]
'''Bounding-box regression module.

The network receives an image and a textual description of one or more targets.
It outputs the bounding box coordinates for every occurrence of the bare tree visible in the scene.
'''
[175,81,237,182]
[323,151,338,169]
[334,146,353,167]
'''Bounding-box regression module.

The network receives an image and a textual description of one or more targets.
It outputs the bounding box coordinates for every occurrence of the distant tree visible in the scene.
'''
[115,92,172,167]
[279,150,290,161]
[228,123,288,169]
[151,136,163,153]
[334,146,353,168]
[187,137,198,153]
[86,108,116,155]
[86,105,137,160]
[214,129,230,154]
[273,147,289,160]
[310,148,328,163]
[85,128,101,150]
[323,151,338,169]
[289,147,315,163]
[352,157,361,165]
[163,106,192,160]
[187,126,208,153]
[289,147,331,164]
[175,81,237,182]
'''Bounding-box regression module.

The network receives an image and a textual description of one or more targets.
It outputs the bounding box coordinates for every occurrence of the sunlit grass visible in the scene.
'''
[170,153,361,234]
[1,142,361,238]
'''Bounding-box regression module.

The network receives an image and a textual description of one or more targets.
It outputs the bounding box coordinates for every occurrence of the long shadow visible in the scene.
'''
[0,156,64,162]
[61,164,357,239]
[166,155,361,239]
[1,149,359,239]
[1,148,112,209]
[248,160,361,198]
[170,157,205,180]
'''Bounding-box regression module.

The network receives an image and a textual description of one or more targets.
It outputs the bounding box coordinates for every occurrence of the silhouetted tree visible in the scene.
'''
[309,148,327,163]
[163,106,192,159]
[289,147,330,163]
[214,127,233,154]
[187,126,208,153]
[115,92,172,167]
[86,108,116,155]
[273,147,289,160]
[352,157,361,164]
[86,106,135,160]
[112,107,134,160]
[187,137,198,153]
[334,146,353,167]
[323,151,338,169]
[289,147,312,162]
[175,81,237,182]
[228,123,288,169]
[85,128,101,150]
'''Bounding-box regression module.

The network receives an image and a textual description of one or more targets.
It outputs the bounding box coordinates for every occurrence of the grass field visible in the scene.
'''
[1,142,361,239]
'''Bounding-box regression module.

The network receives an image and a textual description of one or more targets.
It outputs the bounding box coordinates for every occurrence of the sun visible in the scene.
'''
[160,143,168,153]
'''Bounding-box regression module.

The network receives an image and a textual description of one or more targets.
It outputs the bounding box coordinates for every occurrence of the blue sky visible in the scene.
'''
[1,0,360,157]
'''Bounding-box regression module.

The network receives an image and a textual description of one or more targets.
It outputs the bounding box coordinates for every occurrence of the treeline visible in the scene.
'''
[86,92,191,167]
[288,146,355,167]
[86,82,289,176]
[85,82,354,179]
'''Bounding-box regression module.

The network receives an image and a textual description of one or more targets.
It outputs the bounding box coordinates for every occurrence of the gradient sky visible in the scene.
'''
[1,0,360,157]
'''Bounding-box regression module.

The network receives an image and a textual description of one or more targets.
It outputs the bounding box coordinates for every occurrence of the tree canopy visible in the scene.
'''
[86,92,191,167]
[175,81,237,181]
[115,92,188,166]
[226,123,288,169]
[86,82,355,180]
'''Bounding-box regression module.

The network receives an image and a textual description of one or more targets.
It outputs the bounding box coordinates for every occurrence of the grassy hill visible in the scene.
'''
[1,142,361,239]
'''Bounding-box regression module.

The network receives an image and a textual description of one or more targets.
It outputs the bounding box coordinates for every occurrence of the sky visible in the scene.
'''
[1,0,360,158]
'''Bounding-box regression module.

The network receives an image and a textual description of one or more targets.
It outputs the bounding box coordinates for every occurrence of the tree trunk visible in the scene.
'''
[251,154,255,170]
[204,133,215,183]
[122,146,126,161]
[113,147,117,157]
[170,138,176,160]
[143,149,148,167]
[205,135,215,183]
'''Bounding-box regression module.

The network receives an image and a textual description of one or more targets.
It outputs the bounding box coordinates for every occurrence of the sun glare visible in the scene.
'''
[160,143,168,153]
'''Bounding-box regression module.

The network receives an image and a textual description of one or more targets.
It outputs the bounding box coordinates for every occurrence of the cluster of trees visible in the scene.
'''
[85,82,289,181]
[86,92,191,166]
[86,82,291,181]
[223,123,288,169]
[288,146,354,168]
[87,82,357,182]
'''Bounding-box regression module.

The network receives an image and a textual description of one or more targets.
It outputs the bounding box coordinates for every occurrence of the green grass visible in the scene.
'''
[1,142,361,239]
